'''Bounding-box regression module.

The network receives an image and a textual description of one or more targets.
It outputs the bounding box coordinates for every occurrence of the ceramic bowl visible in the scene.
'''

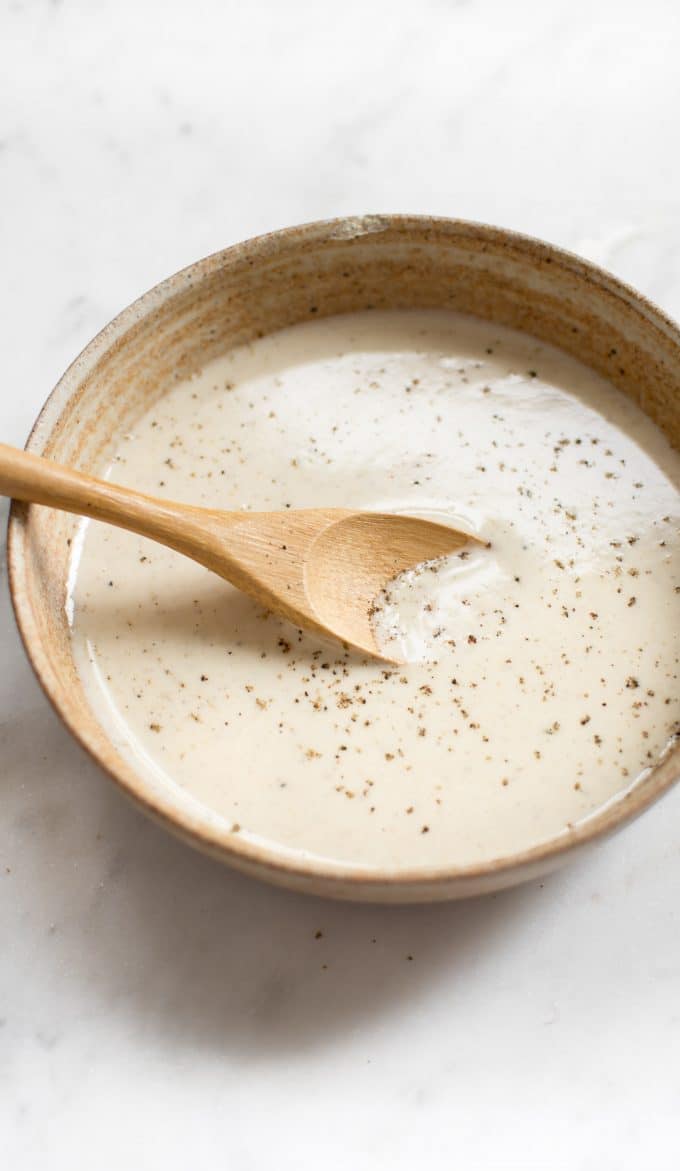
[8,215,680,901]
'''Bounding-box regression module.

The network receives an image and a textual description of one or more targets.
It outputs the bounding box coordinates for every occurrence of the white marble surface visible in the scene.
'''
[2,0,680,1165]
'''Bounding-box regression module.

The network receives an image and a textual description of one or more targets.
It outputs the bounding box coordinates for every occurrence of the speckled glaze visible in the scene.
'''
[7,216,680,901]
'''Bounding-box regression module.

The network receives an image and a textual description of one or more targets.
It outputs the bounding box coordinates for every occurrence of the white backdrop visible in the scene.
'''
[2,1,679,1166]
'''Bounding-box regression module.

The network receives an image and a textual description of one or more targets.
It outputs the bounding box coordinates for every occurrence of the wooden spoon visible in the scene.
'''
[0,443,478,661]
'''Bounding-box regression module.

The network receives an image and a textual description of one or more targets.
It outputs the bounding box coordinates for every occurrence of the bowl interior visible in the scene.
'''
[8,216,680,900]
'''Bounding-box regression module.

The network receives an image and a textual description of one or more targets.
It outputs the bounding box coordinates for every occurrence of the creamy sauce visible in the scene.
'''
[69,310,680,869]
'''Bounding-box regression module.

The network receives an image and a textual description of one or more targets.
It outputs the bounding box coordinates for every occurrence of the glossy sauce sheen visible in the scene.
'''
[70,311,680,869]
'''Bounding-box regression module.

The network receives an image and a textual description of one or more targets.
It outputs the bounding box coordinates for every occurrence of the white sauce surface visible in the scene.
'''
[69,311,680,869]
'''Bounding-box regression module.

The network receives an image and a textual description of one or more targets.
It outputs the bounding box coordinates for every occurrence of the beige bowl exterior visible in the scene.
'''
[7,215,680,901]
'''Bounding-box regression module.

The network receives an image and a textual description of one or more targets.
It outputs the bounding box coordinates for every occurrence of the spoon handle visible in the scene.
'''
[0,442,203,549]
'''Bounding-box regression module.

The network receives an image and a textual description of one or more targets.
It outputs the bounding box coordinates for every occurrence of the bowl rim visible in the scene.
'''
[7,212,680,895]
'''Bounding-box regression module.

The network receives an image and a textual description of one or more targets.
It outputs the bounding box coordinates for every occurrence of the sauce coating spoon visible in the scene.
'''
[0,442,478,661]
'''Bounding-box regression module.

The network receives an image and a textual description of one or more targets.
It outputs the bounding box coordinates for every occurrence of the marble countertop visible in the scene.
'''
[2,1,679,1166]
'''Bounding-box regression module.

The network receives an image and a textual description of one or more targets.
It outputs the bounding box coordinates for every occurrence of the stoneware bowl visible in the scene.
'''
[8,215,680,901]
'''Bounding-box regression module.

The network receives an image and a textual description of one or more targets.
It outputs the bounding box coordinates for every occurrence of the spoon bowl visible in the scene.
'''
[305,511,477,656]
